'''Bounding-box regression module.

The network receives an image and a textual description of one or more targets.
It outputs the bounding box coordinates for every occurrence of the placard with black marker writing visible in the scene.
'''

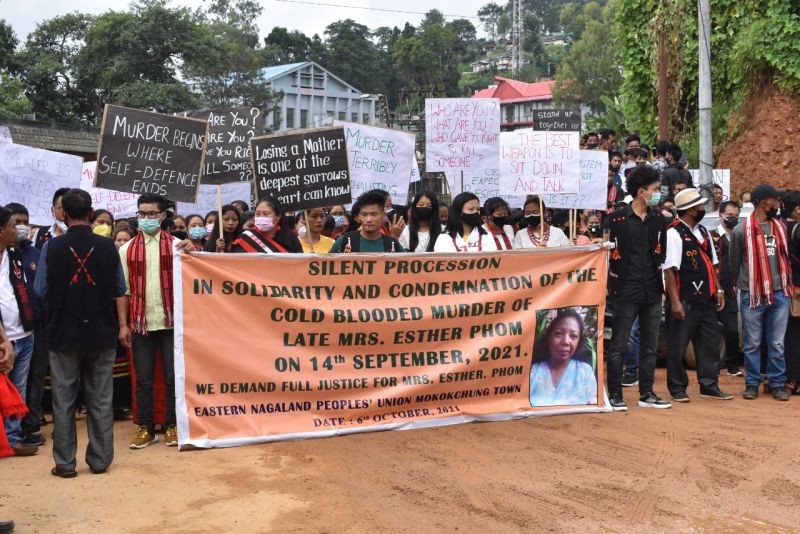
[531,109,582,132]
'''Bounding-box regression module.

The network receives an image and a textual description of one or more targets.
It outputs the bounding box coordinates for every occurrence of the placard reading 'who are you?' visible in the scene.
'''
[425,98,500,173]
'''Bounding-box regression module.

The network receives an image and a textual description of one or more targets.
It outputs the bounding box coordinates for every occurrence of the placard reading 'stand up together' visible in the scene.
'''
[94,104,207,203]
[250,127,352,211]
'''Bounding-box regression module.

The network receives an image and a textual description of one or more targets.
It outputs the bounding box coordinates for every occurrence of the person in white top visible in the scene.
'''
[482,197,515,251]
[513,196,570,248]
[399,191,441,253]
[434,193,498,253]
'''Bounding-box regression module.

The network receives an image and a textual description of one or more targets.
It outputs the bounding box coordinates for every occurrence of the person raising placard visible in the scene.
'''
[513,196,570,249]
[231,196,302,254]
[433,192,497,253]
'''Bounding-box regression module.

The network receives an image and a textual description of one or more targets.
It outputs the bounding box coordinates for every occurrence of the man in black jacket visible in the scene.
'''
[660,143,693,197]
[606,166,671,411]
[34,189,128,478]
[712,201,743,376]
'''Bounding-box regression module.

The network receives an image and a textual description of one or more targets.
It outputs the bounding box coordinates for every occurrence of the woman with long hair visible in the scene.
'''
[203,205,242,253]
[433,192,497,252]
[513,196,570,248]
[400,191,441,252]
[184,214,206,251]
[232,196,302,253]
[299,207,335,254]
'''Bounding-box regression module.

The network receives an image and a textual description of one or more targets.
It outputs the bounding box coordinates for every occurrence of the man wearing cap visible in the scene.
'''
[662,189,732,402]
[729,184,792,401]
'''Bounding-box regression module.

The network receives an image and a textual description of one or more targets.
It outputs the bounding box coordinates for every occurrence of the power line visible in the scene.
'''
[272,0,480,19]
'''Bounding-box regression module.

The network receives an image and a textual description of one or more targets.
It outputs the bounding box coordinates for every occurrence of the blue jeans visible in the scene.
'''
[3,334,34,445]
[740,291,790,387]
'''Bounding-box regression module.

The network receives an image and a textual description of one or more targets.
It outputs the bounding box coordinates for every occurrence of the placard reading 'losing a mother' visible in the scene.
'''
[95,104,207,202]
[250,127,352,211]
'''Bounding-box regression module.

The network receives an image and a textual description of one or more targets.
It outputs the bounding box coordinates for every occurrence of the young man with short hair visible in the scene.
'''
[729,185,792,401]
[330,191,405,253]
[660,144,692,197]
[713,201,743,376]
[599,129,617,151]
[34,189,127,477]
[662,188,731,402]
[32,188,70,250]
[606,166,671,411]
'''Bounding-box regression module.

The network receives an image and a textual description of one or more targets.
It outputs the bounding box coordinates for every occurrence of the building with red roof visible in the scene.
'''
[472,76,556,130]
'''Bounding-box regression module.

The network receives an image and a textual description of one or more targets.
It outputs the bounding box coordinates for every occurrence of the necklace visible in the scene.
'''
[526,224,550,247]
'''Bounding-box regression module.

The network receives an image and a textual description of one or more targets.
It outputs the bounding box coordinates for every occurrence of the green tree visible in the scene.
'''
[393,22,460,97]
[478,2,505,40]
[264,27,317,64]
[0,19,20,73]
[323,19,383,93]
[0,73,32,118]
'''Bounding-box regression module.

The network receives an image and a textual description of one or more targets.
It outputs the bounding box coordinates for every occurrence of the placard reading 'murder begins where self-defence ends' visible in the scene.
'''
[250,127,352,211]
[94,104,208,203]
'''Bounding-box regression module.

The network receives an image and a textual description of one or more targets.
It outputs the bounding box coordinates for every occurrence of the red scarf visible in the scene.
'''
[127,231,174,335]
[233,228,288,253]
[0,373,27,457]
[744,214,792,307]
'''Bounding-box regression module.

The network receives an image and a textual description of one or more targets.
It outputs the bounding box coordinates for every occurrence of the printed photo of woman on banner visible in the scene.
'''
[529,306,599,407]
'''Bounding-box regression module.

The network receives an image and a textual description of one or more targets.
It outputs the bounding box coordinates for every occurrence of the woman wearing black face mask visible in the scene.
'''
[482,197,515,250]
[513,196,570,248]
[434,192,498,252]
[580,212,604,245]
[399,191,441,252]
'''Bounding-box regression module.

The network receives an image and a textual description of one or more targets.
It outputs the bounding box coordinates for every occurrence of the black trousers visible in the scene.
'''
[132,330,175,430]
[607,299,661,396]
[718,296,741,370]
[22,323,48,434]
[666,299,721,394]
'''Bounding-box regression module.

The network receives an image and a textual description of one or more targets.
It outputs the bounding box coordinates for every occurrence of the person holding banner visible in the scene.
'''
[399,191,441,253]
[203,205,241,253]
[90,210,114,239]
[299,208,335,254]
[119,194,181,448]
[184,214,207,251]
[530,309,598,407]
[232,197,302,254]
[606,166,671,411]
[331,192,405,253]
[482,198,515,251]
[513,196,569,249]
[32,188,70,251]
[433,193,497,253]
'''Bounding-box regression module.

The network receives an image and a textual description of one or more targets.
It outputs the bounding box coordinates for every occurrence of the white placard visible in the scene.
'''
[410,156,420,183]
[0,125,12,143]
[80,161,139,219]
[689,169,731,201]
[176,181,252,216]
[459,168,518,206]
[334,120,415,206]
[542,150,608,210]
[0,142,82,225]
[425,98,500,172]
[498,129,580,197]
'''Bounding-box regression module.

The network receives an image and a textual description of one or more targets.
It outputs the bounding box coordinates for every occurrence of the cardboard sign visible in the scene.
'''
[175,247,610,448]
[334,120,414,206]
[176,181,253,216]
[181,107,265,185]
[0,142,82,226]
[79,161,139,219]
[531,109,581,131]
[95,104,207,203]
[425,98,500,172]
[498,129,580,196]
[250,127,351,211]
[542,150,608,210]
[689,169,731,201]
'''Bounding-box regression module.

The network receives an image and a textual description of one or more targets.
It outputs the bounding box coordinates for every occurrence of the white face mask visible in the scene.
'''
[15,225,31,242]
[56,221,68,232]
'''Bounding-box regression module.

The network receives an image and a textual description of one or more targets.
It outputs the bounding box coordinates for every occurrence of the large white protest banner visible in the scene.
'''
[0,142,82,225]
[79,161,139,219]
[425,98,500,172]
[542,150,608,210]
[689,169,731,200]
[176,181,252,216]
[334,120,414,205]
[498,129,580,198]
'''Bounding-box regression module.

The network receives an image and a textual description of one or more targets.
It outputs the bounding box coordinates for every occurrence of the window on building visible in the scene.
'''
[338,111,346,121]
[272,111,280,130]
[286,108,294,128]
[300,109,308,128]
[351,112,358,123]
[505,106,514,123]
[363,114,370,124]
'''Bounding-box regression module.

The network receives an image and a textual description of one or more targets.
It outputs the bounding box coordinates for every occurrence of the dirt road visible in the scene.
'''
[3,371,799,533]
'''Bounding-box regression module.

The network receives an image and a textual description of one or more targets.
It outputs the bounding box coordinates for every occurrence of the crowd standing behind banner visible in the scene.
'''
[0,132,798,471]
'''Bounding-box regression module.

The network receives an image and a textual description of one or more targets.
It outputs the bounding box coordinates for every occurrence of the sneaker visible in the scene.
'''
[726,368,743,377]
[621,375,639,387]
[22,431,46,446]
[638,392,672,409]
[772,387,790,401]
[699,387,734,400]
[743,385,759,400]
[129,426,158,449]
[164,425,178,447]
[11,442,38,456]
[609,393,628,412]
[670,391,690,403]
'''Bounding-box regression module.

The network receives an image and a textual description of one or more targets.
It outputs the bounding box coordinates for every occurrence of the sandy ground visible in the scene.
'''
[3,370,800,533]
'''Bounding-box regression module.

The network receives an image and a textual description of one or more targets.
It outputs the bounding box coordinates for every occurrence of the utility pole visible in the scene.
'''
[657,29,669,141]
[698,0,713,201]
[511,0,523,74]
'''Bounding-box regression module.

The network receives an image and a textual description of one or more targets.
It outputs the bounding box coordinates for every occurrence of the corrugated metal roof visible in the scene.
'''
[261,61,309,81]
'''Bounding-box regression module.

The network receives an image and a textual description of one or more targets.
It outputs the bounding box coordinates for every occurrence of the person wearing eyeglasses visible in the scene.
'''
[118,193,181,449]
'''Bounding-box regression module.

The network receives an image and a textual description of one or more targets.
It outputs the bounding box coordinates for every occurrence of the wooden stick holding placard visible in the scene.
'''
[460,171,464,194]
[217,185,223,242]
[539,196,545,245]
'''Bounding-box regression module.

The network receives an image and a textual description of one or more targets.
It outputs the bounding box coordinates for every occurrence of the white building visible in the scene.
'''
[262,61,377,131]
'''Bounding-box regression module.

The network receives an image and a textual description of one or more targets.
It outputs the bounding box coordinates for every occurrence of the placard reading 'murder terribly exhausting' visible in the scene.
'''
[250,127,351,211]
[94,104,207,203]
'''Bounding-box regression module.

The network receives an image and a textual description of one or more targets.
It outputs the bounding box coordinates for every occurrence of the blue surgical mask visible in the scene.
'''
[332,215,346,228]
[647,191,662,207]
[188,227,206,240]
[138,219,161,234]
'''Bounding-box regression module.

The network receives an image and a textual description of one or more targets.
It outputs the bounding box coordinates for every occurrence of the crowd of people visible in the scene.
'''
[0,132,798,480]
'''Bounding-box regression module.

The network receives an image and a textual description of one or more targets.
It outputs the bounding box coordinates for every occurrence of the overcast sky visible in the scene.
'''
[4,0,487,44]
